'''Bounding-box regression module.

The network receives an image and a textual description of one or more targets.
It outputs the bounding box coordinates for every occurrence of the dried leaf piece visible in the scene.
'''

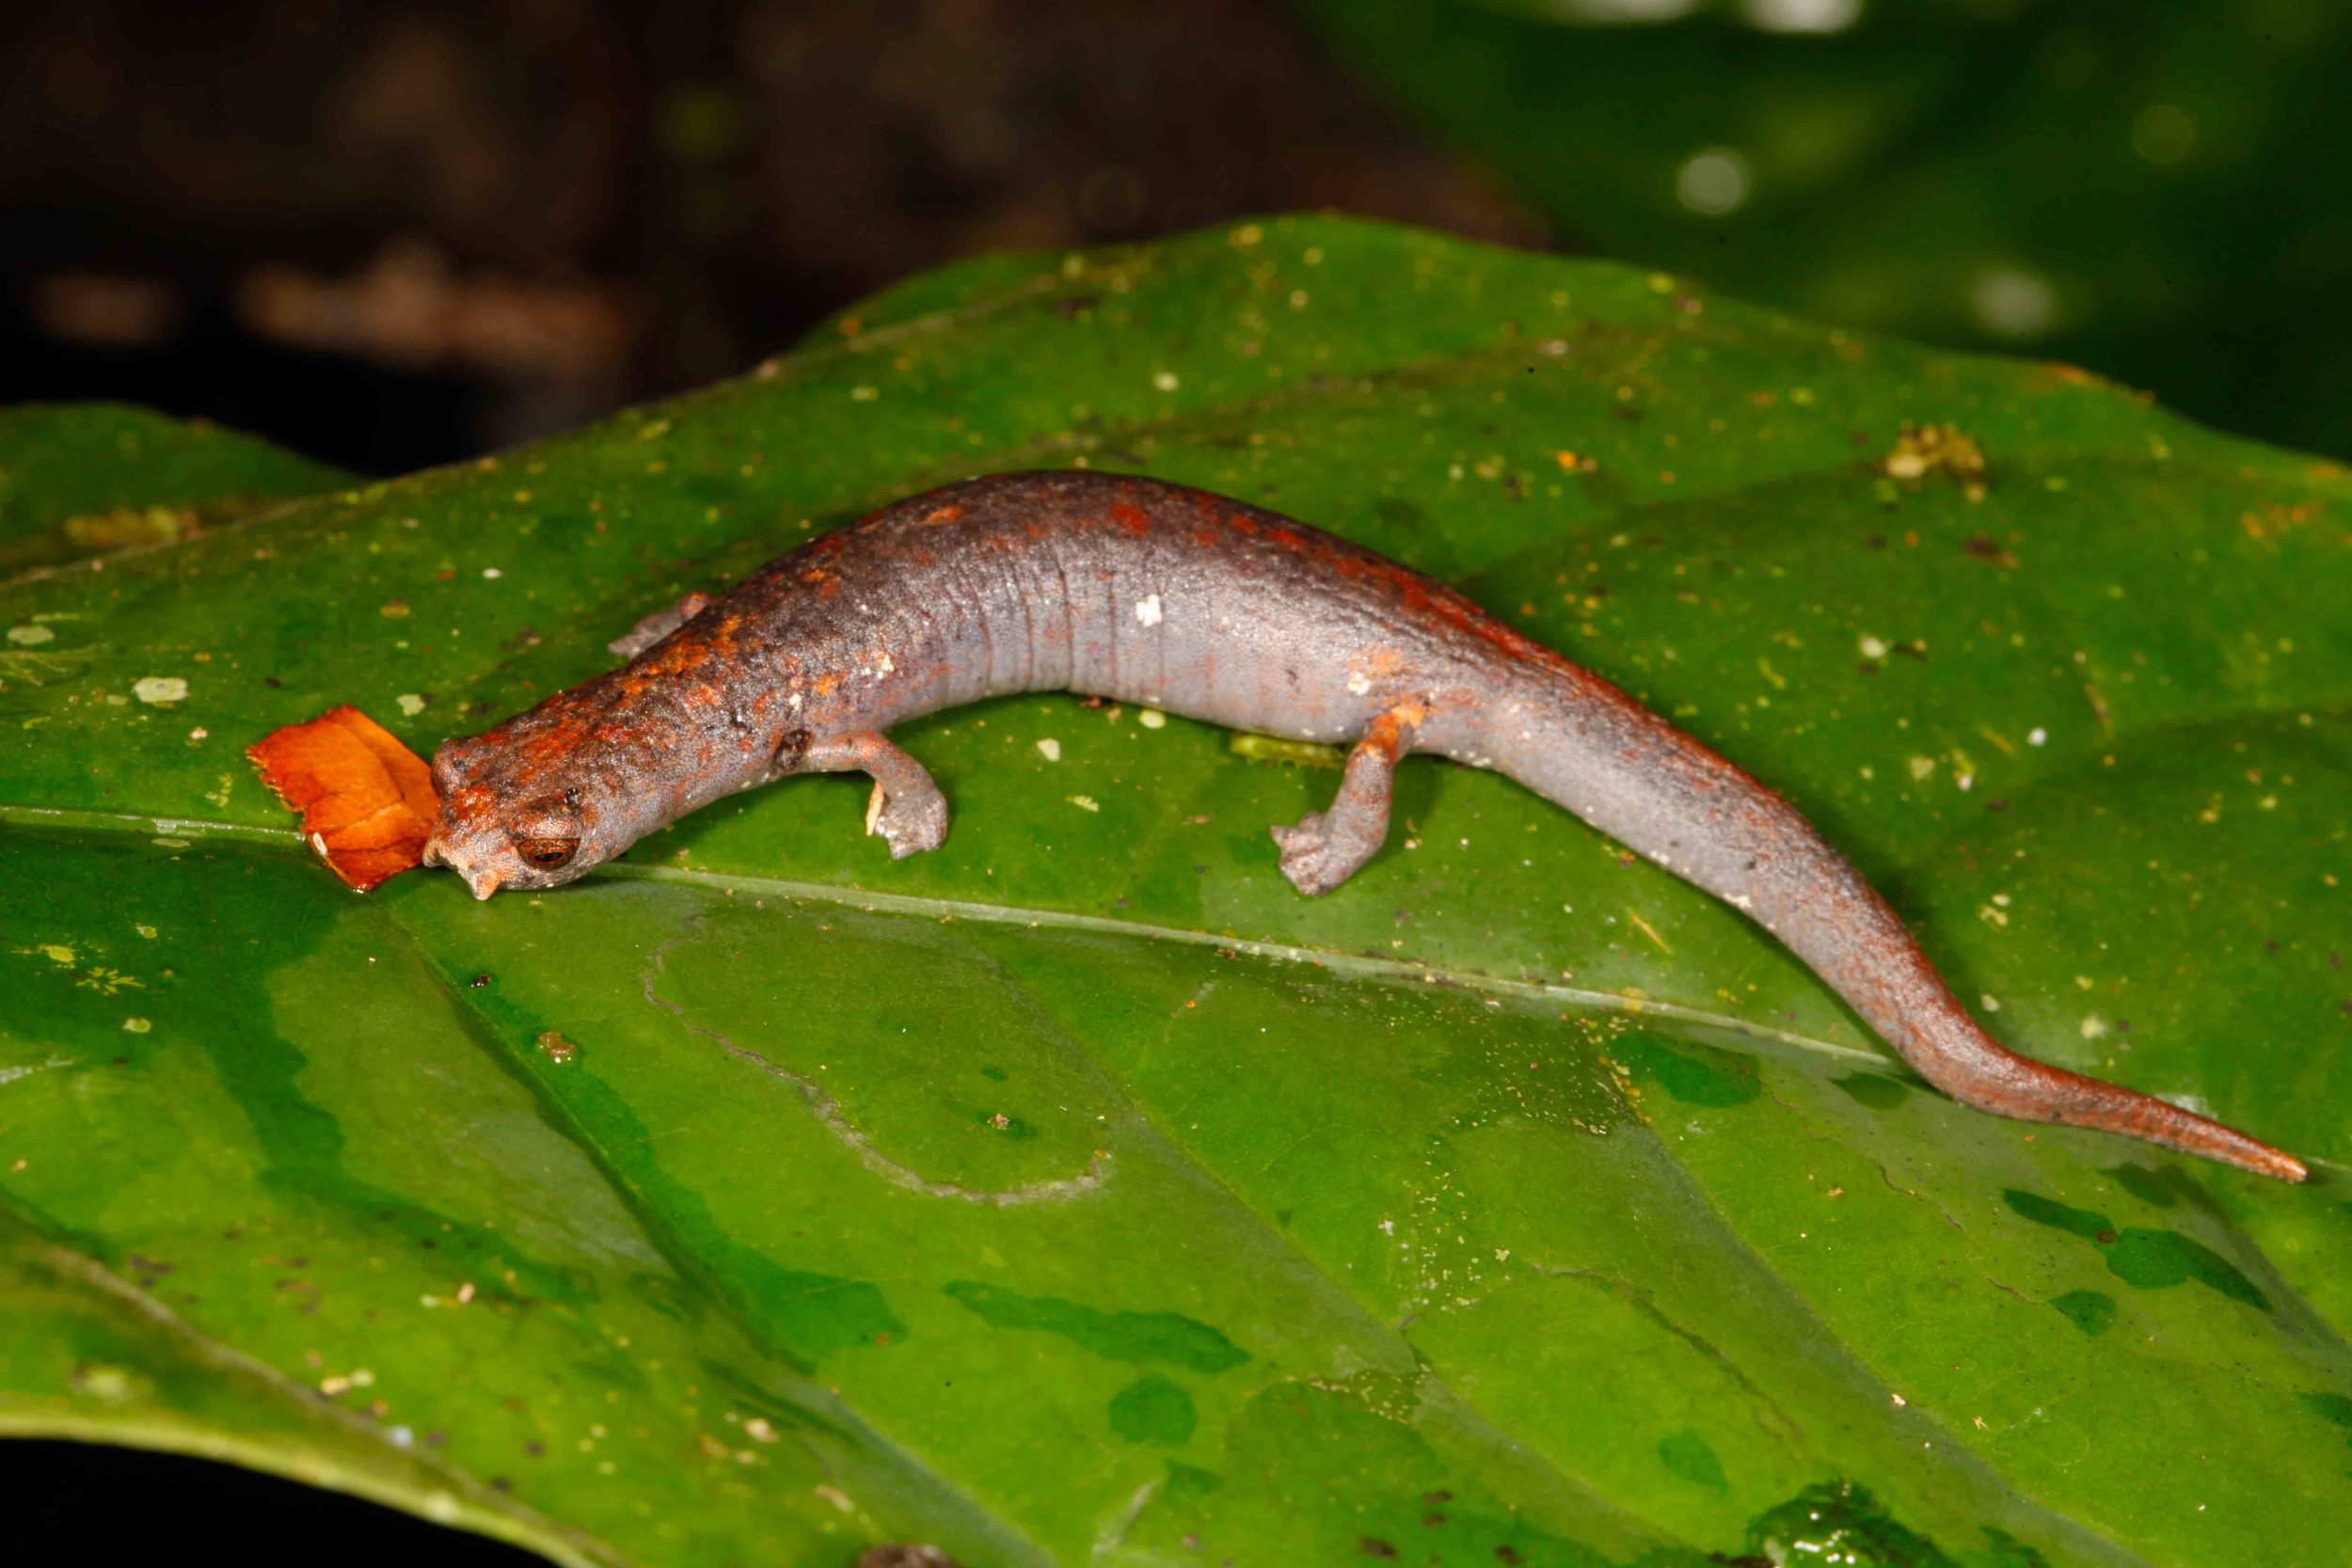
[246,705,439,891]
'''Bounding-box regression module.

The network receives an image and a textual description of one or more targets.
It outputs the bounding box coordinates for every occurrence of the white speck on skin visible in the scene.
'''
[1134,593,1163,626]
[396,693,426,717]
[7,625,56,645]
[133,676,187,705]
[1346,671,1373,696]
[1036,737,1061,762]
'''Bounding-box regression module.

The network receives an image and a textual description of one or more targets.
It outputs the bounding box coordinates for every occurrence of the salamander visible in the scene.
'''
[422,470,2307,1181]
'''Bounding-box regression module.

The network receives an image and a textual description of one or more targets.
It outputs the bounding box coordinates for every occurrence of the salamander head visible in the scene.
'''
[421,732,631,898]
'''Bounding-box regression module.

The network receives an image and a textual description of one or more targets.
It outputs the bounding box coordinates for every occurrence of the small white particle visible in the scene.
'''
[1068,794,1100,812]
[1152,371,1179,392]
[2080,1015,2108,1039]
[187,726,208,740]
[482,567,501,579]
[1134,593,1163,626]
[1859,634,1889,660]
[1036,737,1061,762]
[1891,1392,1907,1407]
[396,693,426,717]
[1346,672,1373,696]
[2026,726,2048,746]
[122,1018,151,1034]
[7,625,56,645]
[1137,708,1166,730]
[133,676,188,705]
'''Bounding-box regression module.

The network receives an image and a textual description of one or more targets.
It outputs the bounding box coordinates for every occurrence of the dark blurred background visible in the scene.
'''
[0,0,1540,476]
[6,0,2346,1559]
[12,1,2345,481]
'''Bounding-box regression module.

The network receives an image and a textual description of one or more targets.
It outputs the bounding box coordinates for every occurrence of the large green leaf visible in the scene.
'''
[1298,0,2352,462]
[4,216,2349,1567]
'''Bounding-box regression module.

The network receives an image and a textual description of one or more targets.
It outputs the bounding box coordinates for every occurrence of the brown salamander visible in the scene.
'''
[423,470,2306,1181]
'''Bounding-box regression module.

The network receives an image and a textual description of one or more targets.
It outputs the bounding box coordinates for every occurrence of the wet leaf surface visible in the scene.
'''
[3,217,2349,1566]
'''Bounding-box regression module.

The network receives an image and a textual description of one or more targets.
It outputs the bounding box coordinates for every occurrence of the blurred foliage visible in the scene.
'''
[1301,0,2352,458]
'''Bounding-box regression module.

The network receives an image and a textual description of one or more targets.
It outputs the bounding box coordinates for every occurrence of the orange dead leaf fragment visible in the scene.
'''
[246,705,440,891]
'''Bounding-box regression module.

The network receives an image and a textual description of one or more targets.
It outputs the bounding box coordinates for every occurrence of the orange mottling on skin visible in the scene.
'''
[1108,502,1151,536]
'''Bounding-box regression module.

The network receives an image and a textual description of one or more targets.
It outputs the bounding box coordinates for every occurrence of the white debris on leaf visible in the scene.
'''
[133,676,187,705]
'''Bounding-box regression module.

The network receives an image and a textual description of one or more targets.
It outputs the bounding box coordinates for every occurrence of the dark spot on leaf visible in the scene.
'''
[2105,1229,2268,1310]
[2002,1190,2269,1310]
[942,1280,1248,1372]
[1358,1538,1396,1559]
[1657,1428,1726,1491]
[1833,1073,1910,1111]
[978,1066,1008,1082]
[2002,1188,2106,1241]
[1160,1462,1221,1508]
[2303,1392,2352,1444]
[1107,1374,1196,1445]
[2049,1289,2115,1336]
[1617,1035,1760,1108]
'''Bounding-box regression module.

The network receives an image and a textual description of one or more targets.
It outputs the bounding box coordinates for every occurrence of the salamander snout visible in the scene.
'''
[423,736,608,897]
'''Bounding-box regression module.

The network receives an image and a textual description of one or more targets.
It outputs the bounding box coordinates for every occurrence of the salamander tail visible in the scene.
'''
[1906,1031,2307,1182]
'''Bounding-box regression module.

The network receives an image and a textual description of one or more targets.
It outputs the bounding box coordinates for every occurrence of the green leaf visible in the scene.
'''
[1297,0,2352,462]
[4,215,2350,1567]
[0,403,349,574]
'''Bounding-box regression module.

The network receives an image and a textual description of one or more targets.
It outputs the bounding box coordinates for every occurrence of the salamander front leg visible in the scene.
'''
[1270,705,1422,895]
[608,591,714,659]
[795,731,950,858]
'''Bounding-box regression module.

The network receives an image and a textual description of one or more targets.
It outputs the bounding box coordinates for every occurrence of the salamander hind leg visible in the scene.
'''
[795,731,950,859]
[1270,705,1422,896]
[608,591,714,658]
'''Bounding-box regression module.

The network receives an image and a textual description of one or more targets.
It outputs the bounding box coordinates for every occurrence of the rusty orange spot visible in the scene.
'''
[1108,501,1151,536]
[246,706,439,892]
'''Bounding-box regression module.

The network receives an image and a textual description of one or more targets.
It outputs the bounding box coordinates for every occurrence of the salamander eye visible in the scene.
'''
[512,835,580,870]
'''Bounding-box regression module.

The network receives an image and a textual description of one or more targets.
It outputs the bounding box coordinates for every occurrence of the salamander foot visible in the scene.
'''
[866,780,949,858]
